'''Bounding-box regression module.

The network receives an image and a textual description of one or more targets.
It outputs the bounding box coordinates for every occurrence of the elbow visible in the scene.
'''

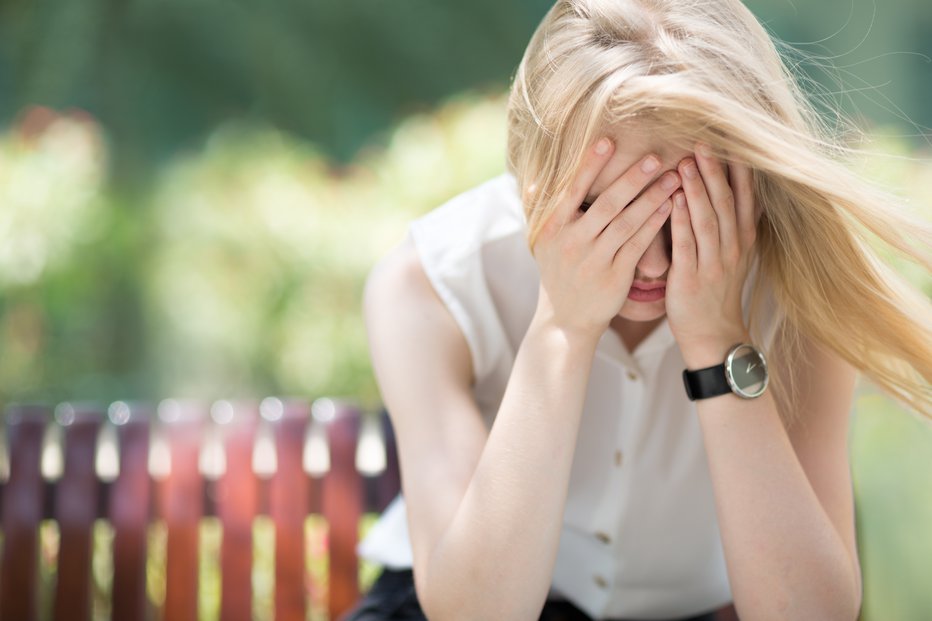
[416,555,544,621]
[415,545,470,621]
[416,577,466,621]
[415,570,510,621]
[734,583,861,621]
[734,548,862,621]
[736,601,860,621]
[424,599,542,621]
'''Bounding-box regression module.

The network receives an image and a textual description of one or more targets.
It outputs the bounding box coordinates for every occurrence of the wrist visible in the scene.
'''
[679,329,752,369]
[528,307,603,355]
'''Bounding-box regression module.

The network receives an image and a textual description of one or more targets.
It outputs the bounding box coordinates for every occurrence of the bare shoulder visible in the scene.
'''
[363,235,475,388]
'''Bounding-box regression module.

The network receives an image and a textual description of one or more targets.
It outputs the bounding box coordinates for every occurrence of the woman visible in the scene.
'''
[344,1,932,619]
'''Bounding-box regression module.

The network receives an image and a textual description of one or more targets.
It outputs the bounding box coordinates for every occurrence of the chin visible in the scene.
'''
[617,298,667,322]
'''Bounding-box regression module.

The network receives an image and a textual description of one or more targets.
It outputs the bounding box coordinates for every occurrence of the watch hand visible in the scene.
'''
[747,362,757,374]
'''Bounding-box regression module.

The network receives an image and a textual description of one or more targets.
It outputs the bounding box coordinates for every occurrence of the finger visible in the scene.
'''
[730,162,758,250]
[695,144,738,261]
[611,196,674,270]
[555,137,616,226]
[579,153,665,239]
[670,190,697,272]
[593,170,681,260]
[678,156,719,268]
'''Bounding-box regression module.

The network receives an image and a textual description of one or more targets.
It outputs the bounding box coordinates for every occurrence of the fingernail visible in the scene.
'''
[661,172,678,190]
[682,160,698,179]
[675,193,687,209]
[595,138,611,155]
[641,155,660,174]
[697,143,712,158]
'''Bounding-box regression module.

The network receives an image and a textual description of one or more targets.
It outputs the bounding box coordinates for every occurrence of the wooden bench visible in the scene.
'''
[0,398,401,621]
[1,400,740,621]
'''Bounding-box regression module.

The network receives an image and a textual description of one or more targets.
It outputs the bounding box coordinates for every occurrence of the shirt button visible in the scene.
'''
[594,575,608,589]
[595,531,612,545]
[614,450,623,467]
[626,370,638,381]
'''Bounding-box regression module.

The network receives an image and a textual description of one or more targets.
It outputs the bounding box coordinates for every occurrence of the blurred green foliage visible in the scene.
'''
[0,94,509,405]
[851,393,932,620]
[0,0,554,182]
[2,93,930,408]
[0,1,931,619]
[0,0,928,405]
[5,93,932,621]
[1,0,929,182]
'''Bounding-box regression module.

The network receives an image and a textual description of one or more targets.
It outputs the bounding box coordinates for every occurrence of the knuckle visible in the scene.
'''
[697,216,718,236]
[598,187,626,216]
[723,246,741,266]
[721,188,735,207]
[674,238,693,254]
[626,232,650,257]
[614,243,639,268]
[569,179,588,202]
[608,214,636,242]
[648,176,678,200]
[588,196,614,220]
[612,174,645,202]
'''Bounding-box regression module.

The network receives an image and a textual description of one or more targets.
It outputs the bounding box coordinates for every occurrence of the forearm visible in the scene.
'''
[423,314,598,621]
[684,338,862,621]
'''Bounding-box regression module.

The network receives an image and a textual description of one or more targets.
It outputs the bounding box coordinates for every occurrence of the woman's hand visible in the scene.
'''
[666,144,759,368]
[530,137,681,342]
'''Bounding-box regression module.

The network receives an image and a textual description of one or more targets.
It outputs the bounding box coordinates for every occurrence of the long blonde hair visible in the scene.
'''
[506,0,932,425]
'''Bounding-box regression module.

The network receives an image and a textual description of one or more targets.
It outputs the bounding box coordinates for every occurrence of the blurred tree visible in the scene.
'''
[747,0,932,138]
[0,4,929,618]
[0,0,554,184]
[0,0,929,187]
[0,94,512,404]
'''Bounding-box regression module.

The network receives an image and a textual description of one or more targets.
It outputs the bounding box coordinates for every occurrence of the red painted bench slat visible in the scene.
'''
[0,405,48,621]
[109,404,152,621]
[269,400,311,621]
[323,402,364,621]
[159,401,205,621]
[52,405,102,621]
[218,402,259,621]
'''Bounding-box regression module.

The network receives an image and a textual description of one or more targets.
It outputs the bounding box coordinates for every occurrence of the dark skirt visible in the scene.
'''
[339,567,725,621]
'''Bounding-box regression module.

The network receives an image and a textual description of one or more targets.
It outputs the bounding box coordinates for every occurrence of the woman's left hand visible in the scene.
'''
[665,144,759,369]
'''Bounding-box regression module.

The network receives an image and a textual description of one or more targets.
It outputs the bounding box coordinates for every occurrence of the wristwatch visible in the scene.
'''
[682,342,769,401]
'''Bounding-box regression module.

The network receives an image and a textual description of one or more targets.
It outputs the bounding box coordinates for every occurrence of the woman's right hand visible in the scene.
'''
[529,137,682,341]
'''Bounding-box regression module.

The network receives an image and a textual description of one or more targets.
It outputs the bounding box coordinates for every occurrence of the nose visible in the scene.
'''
[634,218,671,281]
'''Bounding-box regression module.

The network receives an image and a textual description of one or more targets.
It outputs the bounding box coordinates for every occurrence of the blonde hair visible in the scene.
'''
[506,0,932,426]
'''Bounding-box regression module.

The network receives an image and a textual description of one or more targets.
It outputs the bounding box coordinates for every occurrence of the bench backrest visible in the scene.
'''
[0,399,401,621]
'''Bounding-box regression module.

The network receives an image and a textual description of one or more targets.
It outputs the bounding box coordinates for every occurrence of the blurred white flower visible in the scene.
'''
[0,110,106,286]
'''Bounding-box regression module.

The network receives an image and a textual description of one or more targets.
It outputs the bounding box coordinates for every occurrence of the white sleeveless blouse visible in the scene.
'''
[357,173,783,619]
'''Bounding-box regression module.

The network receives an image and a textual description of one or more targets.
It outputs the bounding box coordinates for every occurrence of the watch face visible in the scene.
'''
[726,344,768,398]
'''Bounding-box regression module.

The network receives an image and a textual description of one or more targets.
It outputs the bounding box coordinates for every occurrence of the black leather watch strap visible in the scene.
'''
[682,364,731,401]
